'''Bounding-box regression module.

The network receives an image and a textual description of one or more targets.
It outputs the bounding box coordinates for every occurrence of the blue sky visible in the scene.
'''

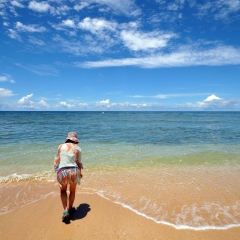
[1,0,240,111]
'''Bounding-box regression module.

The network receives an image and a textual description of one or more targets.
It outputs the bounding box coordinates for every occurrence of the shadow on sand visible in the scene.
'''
[62,203,91,224]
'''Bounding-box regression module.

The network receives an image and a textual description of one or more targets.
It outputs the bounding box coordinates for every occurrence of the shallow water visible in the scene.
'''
[0,111,240,229]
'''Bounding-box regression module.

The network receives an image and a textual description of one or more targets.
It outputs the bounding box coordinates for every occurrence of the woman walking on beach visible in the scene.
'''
[54,132,83,220]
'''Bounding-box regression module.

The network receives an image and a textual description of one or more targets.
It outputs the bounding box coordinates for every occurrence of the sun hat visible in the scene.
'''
[65,132,79,143]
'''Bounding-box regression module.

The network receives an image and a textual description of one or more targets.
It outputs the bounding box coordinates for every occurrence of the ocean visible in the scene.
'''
[0,111,240,230]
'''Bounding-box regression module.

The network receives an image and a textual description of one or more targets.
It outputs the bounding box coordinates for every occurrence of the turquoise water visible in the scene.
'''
[0,111,240,169]
[1,111,240,145]
[0,111,240,229]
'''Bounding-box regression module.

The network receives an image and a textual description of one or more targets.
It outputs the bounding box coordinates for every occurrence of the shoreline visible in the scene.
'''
[1,193,240,240]
[1,164,240,229]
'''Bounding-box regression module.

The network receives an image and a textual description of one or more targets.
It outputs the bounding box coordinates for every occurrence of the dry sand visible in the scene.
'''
[1,192,240,240]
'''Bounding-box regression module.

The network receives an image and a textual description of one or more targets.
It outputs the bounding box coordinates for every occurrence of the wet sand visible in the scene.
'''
[1,192,240,240]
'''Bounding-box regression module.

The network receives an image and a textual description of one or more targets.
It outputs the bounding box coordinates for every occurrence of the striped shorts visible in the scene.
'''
[57,167,81,186]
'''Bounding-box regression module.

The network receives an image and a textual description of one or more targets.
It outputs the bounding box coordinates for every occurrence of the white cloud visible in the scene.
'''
[0,74,15,83]
[120,30,176,51]
[52,5,71,16]
[96,99,110,107]
[131,93,208,99]
[78,17,117,34]
[11,1,25,8]
[79,45,240,68]
[204,94,221,101]
[167,3,179,11]
[59,101,75,108]
[28,1,51,12]
[74,2,89,11]
[215,0,240,13]
[156,0,185,10]
[18,93,34,106]
[13,100,164,111]
[0,76,8,82]
[28,1,71,15]
[150,11,180,23]
[78,103,88,108]
[186,94,239,110]
[51,18,119,54]
[196,94,223,108]
[28,36,45,45]
[8,29,21,40]
[94,99,153,110]
[215,1,240,18]
[108,102,153,109]
[29,2,70,16]
[52,35,106,56]
[87,0,140,16]
[196,0,240,19]
[154,0,240,20]
[226,0,240,11]
[0,88,15,97]
[50,19,77,31]
[16,22,46,32]
[155,93,208,99]
[61,19,76,28]
[16,63,58,76]
[38,99,49,107]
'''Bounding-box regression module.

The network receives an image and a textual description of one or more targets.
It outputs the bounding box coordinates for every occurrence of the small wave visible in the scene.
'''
[97,191,240,231]
[0,171,54,183]
[0,191,56,216]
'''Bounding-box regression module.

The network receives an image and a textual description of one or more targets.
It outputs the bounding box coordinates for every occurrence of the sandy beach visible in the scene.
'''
[1,192,240,240]
[1,112,240,239]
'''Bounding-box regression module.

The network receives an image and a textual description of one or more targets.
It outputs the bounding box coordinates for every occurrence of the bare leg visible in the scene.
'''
[60,184,68,211]
[68,182,77,211]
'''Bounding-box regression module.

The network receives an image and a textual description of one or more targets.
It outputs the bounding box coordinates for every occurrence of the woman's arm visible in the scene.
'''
[54,145,62,173]
[76,147,83,177]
